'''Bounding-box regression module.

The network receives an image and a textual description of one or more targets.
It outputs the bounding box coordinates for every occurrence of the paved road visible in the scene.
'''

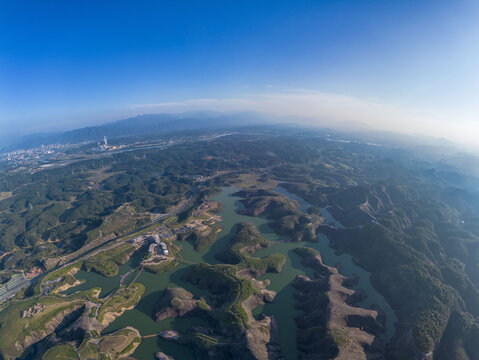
[58,181,204,266]
[3,169,229,307]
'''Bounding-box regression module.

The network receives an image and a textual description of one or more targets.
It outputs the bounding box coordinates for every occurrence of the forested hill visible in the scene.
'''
[1,131,479,359]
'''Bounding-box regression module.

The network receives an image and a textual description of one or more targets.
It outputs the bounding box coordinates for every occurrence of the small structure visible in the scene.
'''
[43,258,60,271]
[146,234,161,243]
[148,243,157,255]
[22,303,45,318]
[129,236,146,247]
[26,266,42,279]
[159,330,179,340]
[159,242,169,256]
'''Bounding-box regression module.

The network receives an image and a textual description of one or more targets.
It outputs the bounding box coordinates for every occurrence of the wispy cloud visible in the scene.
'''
[131,90,477,147]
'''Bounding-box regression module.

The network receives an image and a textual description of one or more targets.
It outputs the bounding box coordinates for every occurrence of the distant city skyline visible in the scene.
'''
[1,1,478,147]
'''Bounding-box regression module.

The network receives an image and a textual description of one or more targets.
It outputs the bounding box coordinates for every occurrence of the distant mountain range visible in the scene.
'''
[5,110,479,179]
[1,111,276,152]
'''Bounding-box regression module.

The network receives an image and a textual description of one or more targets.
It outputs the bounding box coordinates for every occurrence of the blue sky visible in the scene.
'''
[1,1,478,145]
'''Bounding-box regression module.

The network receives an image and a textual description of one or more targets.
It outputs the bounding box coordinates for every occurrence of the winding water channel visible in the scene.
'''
[66,185,397,359]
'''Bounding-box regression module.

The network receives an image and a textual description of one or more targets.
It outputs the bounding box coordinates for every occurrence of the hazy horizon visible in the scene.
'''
[2,1,479,147]
[3,3,479,360]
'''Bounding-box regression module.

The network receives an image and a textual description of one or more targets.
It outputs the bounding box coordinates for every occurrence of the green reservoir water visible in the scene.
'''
[63,263,135,298]
[65,185,397,360]
[102,263,211,360]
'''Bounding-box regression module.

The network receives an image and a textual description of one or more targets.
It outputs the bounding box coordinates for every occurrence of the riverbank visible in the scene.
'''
[59,185,397,359]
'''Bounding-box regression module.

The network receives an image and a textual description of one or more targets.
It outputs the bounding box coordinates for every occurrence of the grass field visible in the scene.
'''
[234,173,278,189]
[97,283,145,323]
[0,295,86,359]
[42,344,79,359]
[84,243,136,277]
[99,327,141,359]
[78,338,99,359]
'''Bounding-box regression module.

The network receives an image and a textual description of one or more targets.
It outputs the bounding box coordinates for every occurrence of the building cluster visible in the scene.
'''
[130,233,170,257]
[22,303,46,318]
[156,224,189,237]
[96,136,124,152]
[41,277,63,295]
[0,143,70,166]
[0,273,30,303]
[129,234,150,247]
[26,266,43,279]
[130,223,190,248]
[159,242,169,256]
[0,265,47,303]
[149,242,169,257]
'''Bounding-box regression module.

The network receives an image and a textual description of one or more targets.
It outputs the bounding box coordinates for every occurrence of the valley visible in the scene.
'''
[0,131,478,359]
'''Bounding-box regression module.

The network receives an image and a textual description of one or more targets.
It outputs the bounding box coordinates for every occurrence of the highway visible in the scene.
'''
[31,171,229,299]
[0,134,233,307]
